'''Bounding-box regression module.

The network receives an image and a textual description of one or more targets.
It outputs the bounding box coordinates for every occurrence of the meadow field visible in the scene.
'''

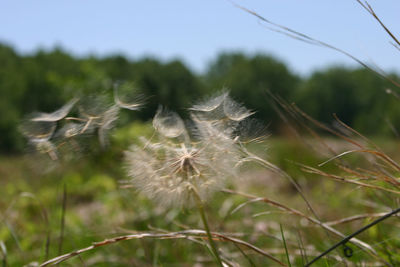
[1,2,400,266]
[1,118,400,266]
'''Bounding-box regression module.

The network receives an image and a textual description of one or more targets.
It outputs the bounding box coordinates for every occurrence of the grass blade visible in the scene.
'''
[280,224,291,267]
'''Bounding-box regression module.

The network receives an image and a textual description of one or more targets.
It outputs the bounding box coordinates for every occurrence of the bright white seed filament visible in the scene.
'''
[125,91,259,208]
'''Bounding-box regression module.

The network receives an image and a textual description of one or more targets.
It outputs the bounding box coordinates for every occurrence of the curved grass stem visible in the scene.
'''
[305,207,400,266]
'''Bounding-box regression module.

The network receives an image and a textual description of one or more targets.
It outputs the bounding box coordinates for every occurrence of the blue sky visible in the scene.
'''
[1,0,399,76]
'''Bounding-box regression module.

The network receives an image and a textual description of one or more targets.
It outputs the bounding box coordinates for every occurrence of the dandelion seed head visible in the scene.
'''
[19,119,56,143]
[190,91,254,122]
[35,140,56,154]
[153,106,187,139]
[190,91,255,140]
[57,122,84,138]
[124,91,266,207]
[20,88,144,158]
[30,98,78,122]
[190,91,228,112]
[78,95,111,120]
[222,95,255,121]
[125,95,250,208]
[233,118,269,143]
[113,81,145,110]
[126,138,238,207]
[75,95,122,147]
[98,105,119,147]
[126,124,238,207]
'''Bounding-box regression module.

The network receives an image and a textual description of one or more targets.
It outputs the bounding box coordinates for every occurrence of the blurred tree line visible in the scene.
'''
[1,43,400,153]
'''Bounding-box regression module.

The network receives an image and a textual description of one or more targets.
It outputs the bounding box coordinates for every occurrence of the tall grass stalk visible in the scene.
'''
[58,184,67,256]
[280,224,292,267]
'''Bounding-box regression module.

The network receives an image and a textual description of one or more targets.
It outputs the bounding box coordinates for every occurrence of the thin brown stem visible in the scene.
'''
[39,230,285,266]
[222,189,378,257]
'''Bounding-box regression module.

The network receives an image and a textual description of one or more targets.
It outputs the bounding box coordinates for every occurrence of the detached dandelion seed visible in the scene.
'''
[113,81,146,111]
[19,117,58,159]
[30,98,78,122]
[20,88,143,159]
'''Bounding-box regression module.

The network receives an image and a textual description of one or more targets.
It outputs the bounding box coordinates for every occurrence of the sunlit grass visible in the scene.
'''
[1,120,399,265]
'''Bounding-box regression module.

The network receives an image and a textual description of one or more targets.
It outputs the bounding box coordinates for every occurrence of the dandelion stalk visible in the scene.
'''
[193,188,224,267]
[123,92,268,265]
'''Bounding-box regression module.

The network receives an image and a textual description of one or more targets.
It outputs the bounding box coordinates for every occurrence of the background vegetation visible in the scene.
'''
[1,38,400,266]
[1,42,400,153]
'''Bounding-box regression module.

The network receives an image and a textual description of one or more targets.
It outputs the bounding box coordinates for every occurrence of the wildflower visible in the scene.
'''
[125,91,261,266]
[125,92,256,207]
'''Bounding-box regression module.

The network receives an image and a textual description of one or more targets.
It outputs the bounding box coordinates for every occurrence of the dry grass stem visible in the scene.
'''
[324,212,398,226]
[300,165,400,195]
[39,230,286,266]
[222,189,378,257]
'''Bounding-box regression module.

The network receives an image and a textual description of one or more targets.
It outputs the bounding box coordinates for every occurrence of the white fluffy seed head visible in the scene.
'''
[125,137,239,207]
[190,91,256,140]
[125,91,259,208]
[30,98,78,122]
[190,90,254,122]
[152,106,187,139]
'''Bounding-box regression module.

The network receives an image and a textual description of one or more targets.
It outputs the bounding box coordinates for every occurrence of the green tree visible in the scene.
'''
[0,44,25,152]
[205,52,300,131]
[296,66,399,135]
[130,58,206,120]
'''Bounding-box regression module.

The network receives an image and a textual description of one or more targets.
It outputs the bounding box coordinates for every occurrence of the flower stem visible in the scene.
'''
[194,192,224,267]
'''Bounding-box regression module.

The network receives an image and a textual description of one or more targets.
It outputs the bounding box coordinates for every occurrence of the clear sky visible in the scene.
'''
[1,0,399,76]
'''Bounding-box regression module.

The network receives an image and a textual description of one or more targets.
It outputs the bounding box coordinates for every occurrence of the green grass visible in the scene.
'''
[0,122,399,266]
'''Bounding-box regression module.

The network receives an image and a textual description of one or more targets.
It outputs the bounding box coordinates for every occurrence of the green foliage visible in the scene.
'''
[205,52,300,130]
[296,67,399,135]
[129,59,206,120]
[1,43,400,153]
[1,132,399,266]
